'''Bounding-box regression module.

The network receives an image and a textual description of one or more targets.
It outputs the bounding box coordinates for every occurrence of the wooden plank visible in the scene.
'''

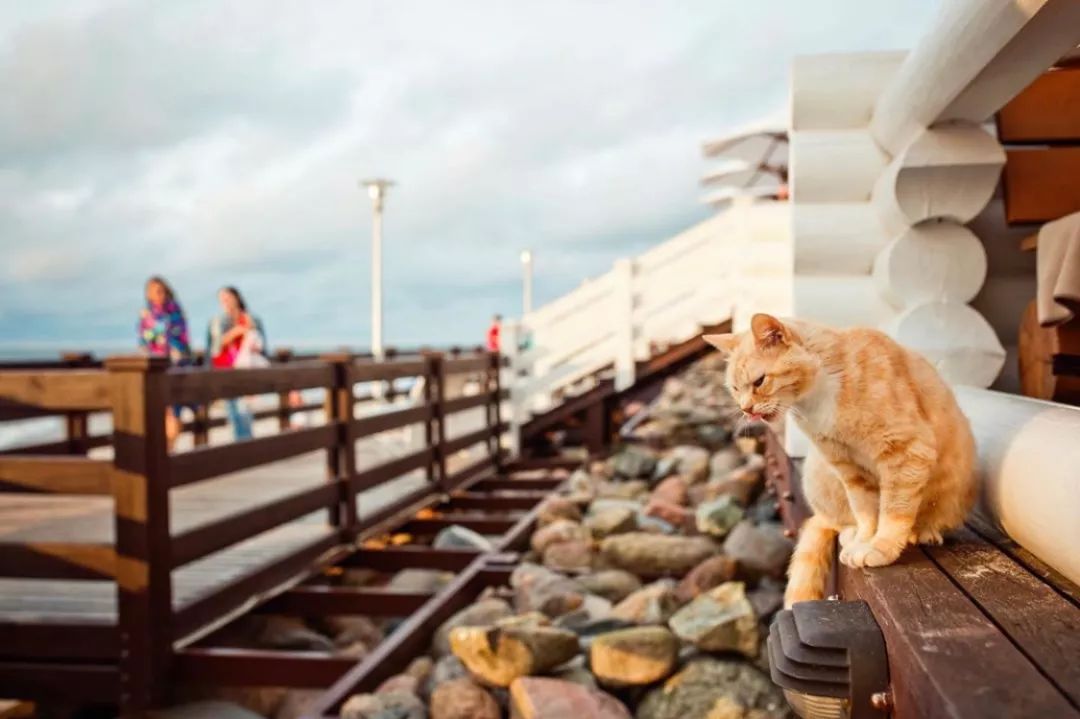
[174,647,354,688]
[0,370,112,411]
[310,559,487,714]
[443,491,544,512]
[170,425,336,488]
[443,454,496,489]
[167,362,334,405]
[998,67,1080,143]
[442,355,491,375]
[444,425,501,455]
[256,586,433,616]
[0,543,115,580]
[172,534,344,641]
[0,399,61,422]
[171,483,340,567]
[354,485,438,537]
[341,546,479,572]
[927,528,1080,708]
[351,448,433,492]
[968,514,1080,609]
[503,456,582,472]
[349,359,427,383]
[351,405,432,437]
[839,547,1079,719]
[0,622,119,660]
[0,661,120,702]
[0,434,111,456]
[441,392,492,415]
[471,478,563,492]
[397,515,519,536]
[1004,147,1080,224]
[0,456,112,495]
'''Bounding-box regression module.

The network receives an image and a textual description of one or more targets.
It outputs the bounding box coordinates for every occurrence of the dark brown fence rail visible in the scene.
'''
[0,348,504,712]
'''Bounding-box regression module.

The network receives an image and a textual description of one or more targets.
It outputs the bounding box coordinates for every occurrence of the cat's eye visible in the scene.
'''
[752,375,765,388]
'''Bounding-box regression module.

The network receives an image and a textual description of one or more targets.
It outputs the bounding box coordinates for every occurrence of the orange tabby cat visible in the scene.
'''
[704,313,976,607]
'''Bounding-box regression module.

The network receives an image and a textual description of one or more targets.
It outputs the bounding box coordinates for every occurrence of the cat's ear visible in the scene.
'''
[751,313,789,348]
[702,333,738,356]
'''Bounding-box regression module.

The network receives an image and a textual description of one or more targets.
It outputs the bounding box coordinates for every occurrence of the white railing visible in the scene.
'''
[504,214,737,451]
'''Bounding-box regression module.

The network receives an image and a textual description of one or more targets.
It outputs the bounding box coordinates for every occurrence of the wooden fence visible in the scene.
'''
[0,349,503,711]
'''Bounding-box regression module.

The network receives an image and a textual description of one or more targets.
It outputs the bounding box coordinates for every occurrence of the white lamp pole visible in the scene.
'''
[520,248,534,316]
[361,178,394,360]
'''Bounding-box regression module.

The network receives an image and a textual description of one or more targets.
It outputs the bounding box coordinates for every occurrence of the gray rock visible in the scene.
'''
[148,702,265,719]
[340,690,426,719]
[600,533,718,577]
[610,579,680,625]
[432,598,513,657]
[388,568,453,594]
[612,448,657,479]
[668,581,759,657]
[696,495,745,538]
[585,507,638,539]
[636,657,787,719]
[423,655,470,699]
[723,521,793,581]
[709,448,744,478]
[576,570,643,603]
[510,562,586,617]
[433,524,494,551]
[665,445,711,483]
[531,519,591,554]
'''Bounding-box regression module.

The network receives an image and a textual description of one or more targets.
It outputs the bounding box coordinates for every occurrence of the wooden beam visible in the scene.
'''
[1004,147,1080,224]
[170,424,336,488]
[470,478,563,492]
[0,543,116,580]
[397,515,520,536]
[998,67,1080,143]
[0,661,120,702]
[256,586,433,616]
[443,454,496,490]
[0,623,119,660]
[351,405,432,437]
[174,647,354,688]
[340,546,479,572]
[0,370,111,411]
[0,456,112,494]
[351,447,433,492]
[443,425,503,455]
[442,491,544,512]
[167,362,334,405]
[348,359,427,383]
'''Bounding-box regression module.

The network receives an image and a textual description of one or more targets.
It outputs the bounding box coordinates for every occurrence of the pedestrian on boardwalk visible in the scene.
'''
[207,286,267,440]
[486,314,502,353]
[138,276,192,449]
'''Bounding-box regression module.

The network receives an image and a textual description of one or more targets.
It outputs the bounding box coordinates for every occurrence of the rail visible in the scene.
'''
[0,349,503,710]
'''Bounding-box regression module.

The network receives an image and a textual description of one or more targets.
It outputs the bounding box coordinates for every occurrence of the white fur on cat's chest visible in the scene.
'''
[792,370,839,438]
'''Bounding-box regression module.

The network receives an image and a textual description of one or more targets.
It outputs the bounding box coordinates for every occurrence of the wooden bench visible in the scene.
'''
[767,451,1080,718]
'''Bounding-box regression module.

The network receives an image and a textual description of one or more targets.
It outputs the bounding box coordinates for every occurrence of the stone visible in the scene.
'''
[542,539,594,573]
[434,524,494,551]
[595,479,650,501]
[696,496,745,538]
[510,563,585,617]
[636,514,677,535]
[709,448,744,478]
[651,455,679,483]
[746,492,781,524]
[588,498,643,516]
[433,598,513,657]
[643,498,693,531]
[577,570,642,603]
[531,519,590,554]
[338,640,372,658]
[537,496,583,526]
[389,568,454,594]
[553,594,613,632]
[675,555,738,604]
[709,475,760,507]
[696,423,732,447]
[551,662,599,690]
[275,691,322,719]
[320,615,383,648]
[509,677,632,719]
[148,702,266,719]
[238,616,335,653]
[636,657,787,719]
[723,521,793,581]
[449,624,579,687]
[404,656,434,684]
[429,678,499,719]
[610,580,680,625]
[666,445,711,483]
[589,626,678,687]
[585,507,638,539]
[651,476,689,505]
[735,436,760,455]
[601,533,718,576]
[423,655,470,698]
[747,579,785,622]
[376,674,419,696]
[557,616,633,639]
[612,448,657,479]
[668,582,759,658]
[340,690,426,719]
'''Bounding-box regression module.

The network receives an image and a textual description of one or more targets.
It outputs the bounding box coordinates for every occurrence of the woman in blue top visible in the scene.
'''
[137,276,191,449]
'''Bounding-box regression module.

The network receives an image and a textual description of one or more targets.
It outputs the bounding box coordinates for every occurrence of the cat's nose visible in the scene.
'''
[740,402,754,414]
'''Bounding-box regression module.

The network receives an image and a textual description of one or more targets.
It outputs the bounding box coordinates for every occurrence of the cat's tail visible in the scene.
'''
[783,515,838,608]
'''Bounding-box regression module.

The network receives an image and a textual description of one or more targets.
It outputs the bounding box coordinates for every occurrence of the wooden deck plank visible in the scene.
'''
[927,528,1080,709]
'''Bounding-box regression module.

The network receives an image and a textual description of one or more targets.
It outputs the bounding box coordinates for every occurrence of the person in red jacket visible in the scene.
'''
[486,314,502,353]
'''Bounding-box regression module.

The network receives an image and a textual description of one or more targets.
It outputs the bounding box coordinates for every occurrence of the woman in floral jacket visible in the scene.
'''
[138,276,191,448]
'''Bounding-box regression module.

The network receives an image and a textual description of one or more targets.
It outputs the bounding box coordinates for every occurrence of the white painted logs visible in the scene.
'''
[790,131,886,203]
[885,302,1005,387]
[953,385,1080,587]
[871,125,1005,235]
[793,203,889,276]
[871,0,1080,155]
[791,51,907,130]
[872,223,988,310]
[793,276,896,329]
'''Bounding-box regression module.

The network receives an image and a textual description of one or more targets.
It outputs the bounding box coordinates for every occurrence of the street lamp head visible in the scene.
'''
[520,249,533,265]
[361,178,395,206]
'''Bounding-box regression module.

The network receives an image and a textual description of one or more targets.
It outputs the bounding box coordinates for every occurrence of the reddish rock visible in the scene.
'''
[643,498,693,531]
[531,519,590,554]
[430,678,500,719]
[509,677,631,719]
[675,555,738,603]
[542,540,594,573]
[651,476,688,506]
[611,580,680,625]
[375,673,418,695]
[537,496,583,526]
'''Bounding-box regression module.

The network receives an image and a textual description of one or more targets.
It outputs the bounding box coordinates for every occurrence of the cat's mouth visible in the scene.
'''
[748,410,779,423]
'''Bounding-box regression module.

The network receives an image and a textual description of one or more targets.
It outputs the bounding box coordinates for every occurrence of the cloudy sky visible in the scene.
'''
[0,1,939,355]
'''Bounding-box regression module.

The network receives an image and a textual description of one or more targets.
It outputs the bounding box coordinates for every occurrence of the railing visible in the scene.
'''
[0,350,503,710]
[505,216,733,446]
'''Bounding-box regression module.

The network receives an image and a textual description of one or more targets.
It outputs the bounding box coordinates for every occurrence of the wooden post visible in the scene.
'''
[503,322,524,458]
[426,353,448,490]
[275,348,294,431]
[613,258,637,392]
[321,353,356,536]
[583,400,608,456]
[105,355,174,713]
[487,351,503,468]
[189,351,210,446]
[62,352,93,455]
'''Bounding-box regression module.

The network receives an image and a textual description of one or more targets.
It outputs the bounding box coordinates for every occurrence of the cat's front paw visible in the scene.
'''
[840,538,902,568]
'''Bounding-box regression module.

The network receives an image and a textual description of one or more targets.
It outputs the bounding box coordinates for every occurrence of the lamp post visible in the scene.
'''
[520,248,534,316]
[361,178,395,360]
